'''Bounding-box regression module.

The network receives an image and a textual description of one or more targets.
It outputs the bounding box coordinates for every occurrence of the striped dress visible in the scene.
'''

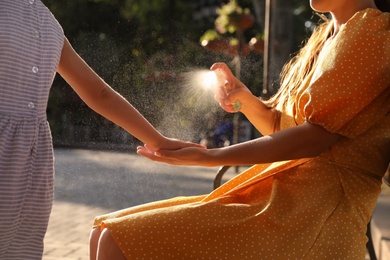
[0,0,64,259]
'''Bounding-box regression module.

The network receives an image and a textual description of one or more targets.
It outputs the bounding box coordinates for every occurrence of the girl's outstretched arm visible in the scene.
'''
[57,37,203,151]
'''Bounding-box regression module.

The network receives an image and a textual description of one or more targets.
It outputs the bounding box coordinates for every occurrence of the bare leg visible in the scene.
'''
[89,227,102,260]
[96,228,126,260]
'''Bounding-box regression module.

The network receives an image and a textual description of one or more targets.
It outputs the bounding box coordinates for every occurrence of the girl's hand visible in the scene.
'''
[143,137,206,155]
[210,63,254,113]
[157,137,206,151]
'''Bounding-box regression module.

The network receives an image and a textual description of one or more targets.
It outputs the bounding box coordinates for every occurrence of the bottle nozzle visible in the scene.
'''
[213,69,241,112]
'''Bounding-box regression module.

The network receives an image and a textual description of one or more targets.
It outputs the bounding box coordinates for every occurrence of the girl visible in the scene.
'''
[91,0,390,259]
[0,1,201,259]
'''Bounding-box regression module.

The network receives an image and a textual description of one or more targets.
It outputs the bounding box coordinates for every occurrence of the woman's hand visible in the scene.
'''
[137,145,213,166]
[210,62,278,135]
[210,63,254,113]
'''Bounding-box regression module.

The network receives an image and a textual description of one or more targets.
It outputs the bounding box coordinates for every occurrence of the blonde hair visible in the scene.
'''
[265,15,334,110]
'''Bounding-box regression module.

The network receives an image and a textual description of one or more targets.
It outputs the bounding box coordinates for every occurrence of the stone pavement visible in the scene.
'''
[42,148,390,260]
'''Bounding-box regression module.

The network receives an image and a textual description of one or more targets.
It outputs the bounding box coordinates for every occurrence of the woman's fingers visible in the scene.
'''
[214,94,235,112]
[137,145,208,166]
[213,82,238,112]
[213,81,245,113]
[137,146,188,165]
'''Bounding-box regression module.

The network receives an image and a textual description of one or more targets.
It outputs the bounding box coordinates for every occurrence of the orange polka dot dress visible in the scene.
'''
[93,9,390,259]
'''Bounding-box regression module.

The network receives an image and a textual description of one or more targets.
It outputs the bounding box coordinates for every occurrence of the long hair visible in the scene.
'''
[266,2,389,111]
[265,14,333,110]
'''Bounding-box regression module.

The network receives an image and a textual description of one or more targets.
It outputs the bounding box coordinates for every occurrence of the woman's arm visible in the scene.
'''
[235,92,280,135]
[137,121,341,166]
[211,63,279,135]
[57,37,201,150]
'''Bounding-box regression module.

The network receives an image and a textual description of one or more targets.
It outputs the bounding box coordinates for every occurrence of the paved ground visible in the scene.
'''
[42,148,390,260]
[43,148,235,260]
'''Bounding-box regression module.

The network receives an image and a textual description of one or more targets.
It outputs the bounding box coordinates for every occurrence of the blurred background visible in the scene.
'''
[43,0,318,150]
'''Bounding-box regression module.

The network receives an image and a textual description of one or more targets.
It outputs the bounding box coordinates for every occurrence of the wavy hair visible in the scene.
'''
[266,3,389,112]
[265,14,333,110]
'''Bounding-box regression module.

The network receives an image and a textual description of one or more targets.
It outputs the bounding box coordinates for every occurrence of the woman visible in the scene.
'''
[0,1,200,259]
[91,0,390,259]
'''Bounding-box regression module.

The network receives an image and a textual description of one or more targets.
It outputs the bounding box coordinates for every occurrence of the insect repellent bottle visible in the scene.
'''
[214,69,242,112]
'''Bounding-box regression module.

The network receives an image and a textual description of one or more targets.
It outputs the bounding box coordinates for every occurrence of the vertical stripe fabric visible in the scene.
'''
[0,0,64,259]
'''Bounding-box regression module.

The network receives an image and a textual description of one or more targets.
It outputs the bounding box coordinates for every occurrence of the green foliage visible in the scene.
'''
[215,0,251,34]
[199,29,221,42]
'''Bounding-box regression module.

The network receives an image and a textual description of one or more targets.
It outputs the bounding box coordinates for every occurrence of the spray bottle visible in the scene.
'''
[214,69,242,112]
